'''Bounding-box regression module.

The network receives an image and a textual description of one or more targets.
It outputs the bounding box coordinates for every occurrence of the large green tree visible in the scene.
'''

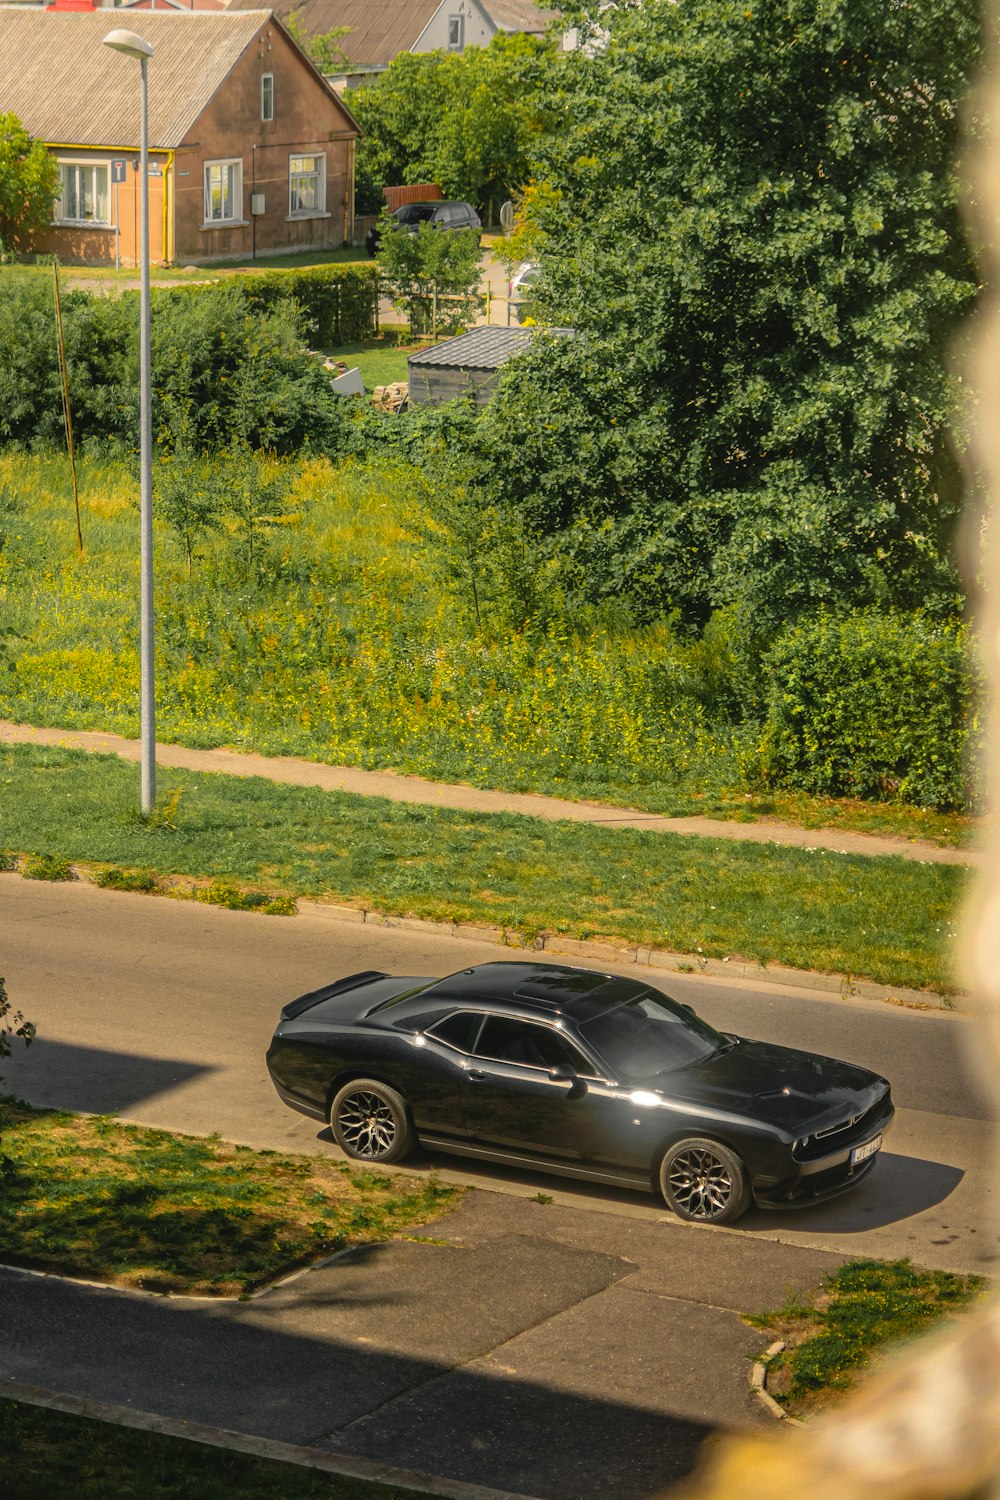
[467,0,981,633]
[0,113,58,256]
[352,34,556,216]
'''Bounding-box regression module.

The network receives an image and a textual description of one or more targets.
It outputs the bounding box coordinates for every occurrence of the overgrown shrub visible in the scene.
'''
[0,280,350,457]
[752,611,980,810]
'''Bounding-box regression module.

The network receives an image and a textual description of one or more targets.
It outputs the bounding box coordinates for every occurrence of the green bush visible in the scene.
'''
[753,611,980,810]
[0,280,351,457]
[232,264,380,344]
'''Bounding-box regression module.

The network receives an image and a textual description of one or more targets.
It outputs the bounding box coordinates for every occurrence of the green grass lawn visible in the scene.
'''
[0,742,965,992]
[746,1259,987,1418]
[0,1100,459,1296]
[0,1399,439,1500]
[323,335,433,389]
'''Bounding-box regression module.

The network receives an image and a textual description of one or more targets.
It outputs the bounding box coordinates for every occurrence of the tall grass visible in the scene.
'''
[0,453,742,807]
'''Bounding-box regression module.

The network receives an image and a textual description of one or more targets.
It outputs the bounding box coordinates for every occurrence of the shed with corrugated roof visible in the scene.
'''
[407,326,573,407]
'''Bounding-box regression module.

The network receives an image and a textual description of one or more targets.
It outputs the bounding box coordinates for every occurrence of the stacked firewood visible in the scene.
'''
[371,382,409,412]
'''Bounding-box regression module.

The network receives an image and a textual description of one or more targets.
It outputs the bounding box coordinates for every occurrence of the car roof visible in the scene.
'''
[416,961,648,1021]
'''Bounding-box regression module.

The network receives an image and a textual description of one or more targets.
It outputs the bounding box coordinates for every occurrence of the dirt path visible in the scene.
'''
[0,720,977,866]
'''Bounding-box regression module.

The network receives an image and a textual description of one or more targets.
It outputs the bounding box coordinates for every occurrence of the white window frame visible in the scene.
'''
[54,160,111,226]
[203,158,243,226]
[448,13,465,49]
[261,73,274,122]
[288,152,326,218]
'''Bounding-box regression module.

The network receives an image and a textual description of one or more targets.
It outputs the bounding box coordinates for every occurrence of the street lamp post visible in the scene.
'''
[103,28,156,814]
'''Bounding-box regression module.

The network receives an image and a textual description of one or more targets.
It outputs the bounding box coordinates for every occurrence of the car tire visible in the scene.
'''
[330,1078,413,1164]
[658,1137,751,1225]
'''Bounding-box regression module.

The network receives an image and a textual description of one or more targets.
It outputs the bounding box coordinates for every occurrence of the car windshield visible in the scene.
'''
[578,991,725,1082]
[397,205,435,223]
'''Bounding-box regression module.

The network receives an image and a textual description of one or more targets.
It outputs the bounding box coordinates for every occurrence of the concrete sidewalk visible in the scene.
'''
[0,720,977,867]
[0,1187,845,1499]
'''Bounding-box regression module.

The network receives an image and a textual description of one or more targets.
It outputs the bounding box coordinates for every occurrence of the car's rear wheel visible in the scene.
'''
[659,1137,751,1225]
[330,1078,413,1164]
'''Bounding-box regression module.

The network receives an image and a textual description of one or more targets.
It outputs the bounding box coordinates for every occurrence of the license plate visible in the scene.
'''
[851,1134,882,1166]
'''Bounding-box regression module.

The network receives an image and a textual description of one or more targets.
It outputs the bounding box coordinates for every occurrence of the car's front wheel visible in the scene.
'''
[659,1137,751,1225]
[330,1078,413,1163]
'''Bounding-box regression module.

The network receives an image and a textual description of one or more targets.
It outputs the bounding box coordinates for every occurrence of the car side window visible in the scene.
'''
[428,1011,483,1054]
[474,1017,598,1076]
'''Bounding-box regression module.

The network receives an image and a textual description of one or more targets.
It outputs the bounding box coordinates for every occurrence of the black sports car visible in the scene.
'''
[266,960,894,1225]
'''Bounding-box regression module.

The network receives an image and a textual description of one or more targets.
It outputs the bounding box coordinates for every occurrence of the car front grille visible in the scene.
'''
[793,1089,891,1161]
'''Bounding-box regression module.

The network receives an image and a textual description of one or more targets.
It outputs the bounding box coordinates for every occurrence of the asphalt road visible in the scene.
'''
[3,876,997,1276]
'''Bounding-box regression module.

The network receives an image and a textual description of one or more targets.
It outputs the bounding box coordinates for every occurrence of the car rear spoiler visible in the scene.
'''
[280,971,387,1021]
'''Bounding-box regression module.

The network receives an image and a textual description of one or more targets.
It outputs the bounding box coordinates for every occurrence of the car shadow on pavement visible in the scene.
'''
[739,1152,964,1234]
[2,1037,213,1117]
[315,1129,965,1235]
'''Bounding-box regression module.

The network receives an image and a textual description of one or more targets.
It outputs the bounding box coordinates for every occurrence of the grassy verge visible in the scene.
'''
[746,1258,987,1419]
[0,453,972,852]
[0,743,965,992]
[0,1399,435,1500]
[2,248,367,291]
[0,1099,459,1296]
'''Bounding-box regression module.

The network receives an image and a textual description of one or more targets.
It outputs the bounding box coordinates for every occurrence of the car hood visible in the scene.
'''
[644,1037,888,1134]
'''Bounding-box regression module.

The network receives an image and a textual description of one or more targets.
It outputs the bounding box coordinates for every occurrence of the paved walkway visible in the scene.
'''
[0,1187,843,1499]
[0,719,977,866]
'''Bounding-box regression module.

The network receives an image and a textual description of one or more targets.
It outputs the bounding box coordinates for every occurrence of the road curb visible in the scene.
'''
[749,1340,805,1427]
[297,896,958,1012]
[0,1376,539,1500]
[0,862,959,1011]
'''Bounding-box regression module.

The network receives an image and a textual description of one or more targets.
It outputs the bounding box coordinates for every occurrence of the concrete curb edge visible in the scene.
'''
[1,862,959,1011]
[749,1340,805,1427]
[0,1376,540,1500]
[297,898,958,1013]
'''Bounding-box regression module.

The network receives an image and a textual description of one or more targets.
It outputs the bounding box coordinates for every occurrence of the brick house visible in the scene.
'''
[0,7,361,265]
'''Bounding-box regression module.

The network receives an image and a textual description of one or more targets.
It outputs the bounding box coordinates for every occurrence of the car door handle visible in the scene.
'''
[467,1069,487,1082]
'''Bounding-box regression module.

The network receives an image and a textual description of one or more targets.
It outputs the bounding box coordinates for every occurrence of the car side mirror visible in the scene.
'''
[549,1065,588,1098]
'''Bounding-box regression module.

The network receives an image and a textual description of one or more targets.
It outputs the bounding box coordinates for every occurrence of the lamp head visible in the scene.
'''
[103,29,154,60]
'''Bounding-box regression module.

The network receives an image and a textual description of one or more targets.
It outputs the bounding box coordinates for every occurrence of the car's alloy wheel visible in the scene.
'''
[330,1078,413,1164]
[659,1137,751,1224]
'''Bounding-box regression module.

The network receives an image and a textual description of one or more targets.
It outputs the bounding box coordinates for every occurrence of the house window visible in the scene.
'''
[288,154,325,216]
[261,74,274,121]
[448,13,464,49]
[55,162,110,225]
[204,159,243,224]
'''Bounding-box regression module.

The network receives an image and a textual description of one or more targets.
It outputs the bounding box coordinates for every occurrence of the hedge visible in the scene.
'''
[215,264,381,344]
[754,610,981,810]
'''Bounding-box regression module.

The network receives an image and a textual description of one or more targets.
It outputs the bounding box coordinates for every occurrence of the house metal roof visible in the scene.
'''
[408,326,571,370]
[483,0,559,34]
[226,0,442,67]
[0,8,354,149]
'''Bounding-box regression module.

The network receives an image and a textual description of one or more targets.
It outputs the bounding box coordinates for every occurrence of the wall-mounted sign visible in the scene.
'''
[111,159,127,184]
